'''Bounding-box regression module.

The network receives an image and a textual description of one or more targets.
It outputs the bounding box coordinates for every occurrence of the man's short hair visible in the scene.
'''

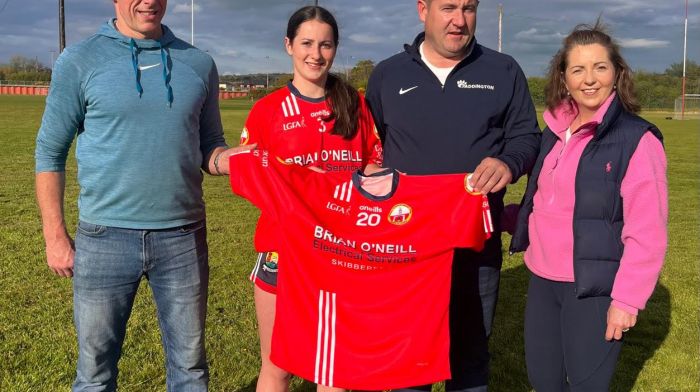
[424,0,481,6]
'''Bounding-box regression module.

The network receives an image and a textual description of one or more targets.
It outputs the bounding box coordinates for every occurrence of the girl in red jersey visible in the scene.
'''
[239,6,383,392]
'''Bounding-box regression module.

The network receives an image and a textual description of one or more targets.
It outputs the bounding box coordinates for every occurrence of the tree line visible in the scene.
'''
[523,61,699,110]
[0,56,52,83]
[2,55,698,110]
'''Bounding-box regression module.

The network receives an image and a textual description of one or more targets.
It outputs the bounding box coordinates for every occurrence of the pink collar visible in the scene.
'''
[543,92,616,140]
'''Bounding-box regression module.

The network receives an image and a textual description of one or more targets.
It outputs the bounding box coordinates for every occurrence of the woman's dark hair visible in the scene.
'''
[544,19,640,113]
[287,6,360,139]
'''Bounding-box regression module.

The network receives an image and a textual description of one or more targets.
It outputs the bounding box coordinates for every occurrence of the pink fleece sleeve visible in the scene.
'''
[611,132,668,315]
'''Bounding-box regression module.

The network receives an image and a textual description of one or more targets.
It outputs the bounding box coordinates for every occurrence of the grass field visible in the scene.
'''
[0,95,698,391]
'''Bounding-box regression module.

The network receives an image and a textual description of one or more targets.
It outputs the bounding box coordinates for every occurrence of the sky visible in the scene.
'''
[0,0,698,77]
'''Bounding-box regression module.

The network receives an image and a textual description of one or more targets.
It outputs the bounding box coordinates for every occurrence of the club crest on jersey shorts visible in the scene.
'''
[250,251,279,294]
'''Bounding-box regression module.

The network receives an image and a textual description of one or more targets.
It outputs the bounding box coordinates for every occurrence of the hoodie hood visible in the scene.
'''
[99,19,175,106]
[99,19,177,47]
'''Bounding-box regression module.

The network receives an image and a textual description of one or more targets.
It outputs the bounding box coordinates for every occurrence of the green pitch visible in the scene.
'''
[0,95,697,391]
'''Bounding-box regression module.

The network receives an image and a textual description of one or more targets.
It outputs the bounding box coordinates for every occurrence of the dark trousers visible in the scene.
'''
[396,252,500,392]
[525,274,622,392]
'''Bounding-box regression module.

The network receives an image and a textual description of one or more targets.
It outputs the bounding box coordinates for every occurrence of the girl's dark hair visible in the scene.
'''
[544,19,640,113]
[287,6,360,139]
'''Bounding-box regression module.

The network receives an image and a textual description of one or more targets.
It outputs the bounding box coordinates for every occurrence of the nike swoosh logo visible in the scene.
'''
[399,86,418,95]
[138,63,161,71]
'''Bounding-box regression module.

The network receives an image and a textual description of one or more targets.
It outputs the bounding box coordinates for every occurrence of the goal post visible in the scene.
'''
[674,94,700,120]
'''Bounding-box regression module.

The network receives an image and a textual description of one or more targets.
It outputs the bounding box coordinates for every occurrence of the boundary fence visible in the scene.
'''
[0,81,248,99]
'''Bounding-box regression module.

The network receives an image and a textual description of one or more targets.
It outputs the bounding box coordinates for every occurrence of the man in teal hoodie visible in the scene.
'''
[35,0,244,390]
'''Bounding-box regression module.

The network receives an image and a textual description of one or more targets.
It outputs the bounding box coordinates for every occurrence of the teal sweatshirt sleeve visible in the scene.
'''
[198,60,226,163]
[35,48,87,172]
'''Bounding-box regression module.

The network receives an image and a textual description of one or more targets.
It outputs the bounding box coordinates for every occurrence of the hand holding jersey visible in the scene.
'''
[469,157,514,194]
[229,149,493,389]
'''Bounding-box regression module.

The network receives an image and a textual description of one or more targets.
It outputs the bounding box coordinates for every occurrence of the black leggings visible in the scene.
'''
[524,274,622,392]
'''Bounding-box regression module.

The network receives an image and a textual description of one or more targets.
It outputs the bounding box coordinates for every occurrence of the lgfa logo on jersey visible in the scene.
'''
[326,201,351,216]
[240,127,250,145]
[388,204,413,225]
[327,180,353,215]
[283,117,306,131]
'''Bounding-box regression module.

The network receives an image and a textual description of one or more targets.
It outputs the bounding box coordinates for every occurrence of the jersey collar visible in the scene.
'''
[352,168,400,201]
[287,81,326,103]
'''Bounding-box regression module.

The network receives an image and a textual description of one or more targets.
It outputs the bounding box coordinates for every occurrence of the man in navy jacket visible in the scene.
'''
[366,0,540,390]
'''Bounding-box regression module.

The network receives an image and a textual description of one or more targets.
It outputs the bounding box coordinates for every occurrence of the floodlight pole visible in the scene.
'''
[314,0,319,6]
[191,0,195,45]
[681,0,688,120]
[497,4,503,53]
[59,0,65,52]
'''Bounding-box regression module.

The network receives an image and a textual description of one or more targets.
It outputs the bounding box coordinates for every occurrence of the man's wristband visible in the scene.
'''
[213,150,225,175]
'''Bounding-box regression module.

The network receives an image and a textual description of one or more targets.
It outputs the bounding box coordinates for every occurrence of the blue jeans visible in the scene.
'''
[72,220,209,392]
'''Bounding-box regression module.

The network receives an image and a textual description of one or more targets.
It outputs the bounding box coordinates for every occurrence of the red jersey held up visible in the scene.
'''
[239,83,383,254]
[230,150,492,390]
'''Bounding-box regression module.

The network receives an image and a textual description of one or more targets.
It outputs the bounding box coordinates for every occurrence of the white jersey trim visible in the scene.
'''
[291,93,301,115]
[249,252,264,283]
[329,292,337,386]
[282,93,302,118]
[482,195,494,233]
[334,180,353,203]
[314,290,337,387]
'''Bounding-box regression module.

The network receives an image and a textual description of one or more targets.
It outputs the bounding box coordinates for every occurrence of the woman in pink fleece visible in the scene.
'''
[508,21,667,391]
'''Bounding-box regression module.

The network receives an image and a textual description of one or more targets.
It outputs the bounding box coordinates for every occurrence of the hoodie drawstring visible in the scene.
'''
[129,39,144,98]
[159,42,174,107]
[129,38,173,107]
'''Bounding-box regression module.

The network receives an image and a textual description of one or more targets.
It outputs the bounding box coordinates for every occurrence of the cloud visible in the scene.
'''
[0,0,697,77]
[514,28,566,44]
[647,16,684,27]
[618,38,670,48]
[172,3,203,14]
[217,48,240,57]
[348,33,383,45]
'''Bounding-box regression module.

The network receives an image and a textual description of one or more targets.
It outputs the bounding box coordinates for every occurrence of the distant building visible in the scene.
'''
[219,82,235,91]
